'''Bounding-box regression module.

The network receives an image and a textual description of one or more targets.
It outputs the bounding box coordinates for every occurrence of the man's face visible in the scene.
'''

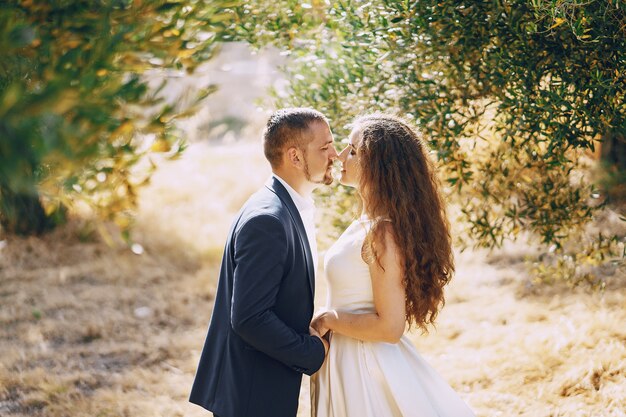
[301,121,338,185]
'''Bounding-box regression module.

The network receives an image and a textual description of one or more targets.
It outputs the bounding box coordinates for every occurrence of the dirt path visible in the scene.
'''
[1,142,624,417]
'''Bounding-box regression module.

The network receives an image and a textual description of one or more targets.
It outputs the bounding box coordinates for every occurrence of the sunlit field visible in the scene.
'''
[1,140,625,417]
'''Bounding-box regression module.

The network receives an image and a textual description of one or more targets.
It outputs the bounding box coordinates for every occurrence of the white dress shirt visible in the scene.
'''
[271,174,318,276]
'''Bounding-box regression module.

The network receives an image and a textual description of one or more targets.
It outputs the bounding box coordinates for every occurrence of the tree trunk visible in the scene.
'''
[600,132,626,202]
[0,185,50,235]
[601,132,626,170]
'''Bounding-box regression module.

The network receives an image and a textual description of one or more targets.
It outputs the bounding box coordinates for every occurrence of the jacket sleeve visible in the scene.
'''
[230,214,325,375]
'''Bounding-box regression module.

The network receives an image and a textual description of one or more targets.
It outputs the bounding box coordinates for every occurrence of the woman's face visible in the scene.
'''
[337,127,362,188]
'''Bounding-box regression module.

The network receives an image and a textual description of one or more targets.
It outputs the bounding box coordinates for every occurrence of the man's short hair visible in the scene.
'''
[263,108,328,168]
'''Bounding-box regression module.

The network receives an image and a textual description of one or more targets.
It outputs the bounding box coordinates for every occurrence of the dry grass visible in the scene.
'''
[1,141,625,417]
[0,219,217,417]
[409,249,626,417]
[134,141,271,263]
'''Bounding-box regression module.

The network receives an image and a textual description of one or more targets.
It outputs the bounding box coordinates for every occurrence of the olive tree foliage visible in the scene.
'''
[230,0,625,284]
[0,0,234,236]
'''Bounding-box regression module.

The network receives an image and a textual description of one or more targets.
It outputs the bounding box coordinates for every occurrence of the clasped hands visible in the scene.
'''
[309,310,338,356]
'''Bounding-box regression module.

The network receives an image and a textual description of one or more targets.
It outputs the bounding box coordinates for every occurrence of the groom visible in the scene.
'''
[190,108,338,417]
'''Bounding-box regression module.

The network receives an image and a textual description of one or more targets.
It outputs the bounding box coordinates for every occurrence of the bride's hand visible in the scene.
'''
[311,310,336,338]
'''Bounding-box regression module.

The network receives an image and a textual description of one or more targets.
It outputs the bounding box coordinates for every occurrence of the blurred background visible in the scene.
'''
[1,1,625,416]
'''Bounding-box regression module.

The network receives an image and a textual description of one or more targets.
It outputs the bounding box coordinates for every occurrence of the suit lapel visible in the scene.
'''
[265,177,315,298]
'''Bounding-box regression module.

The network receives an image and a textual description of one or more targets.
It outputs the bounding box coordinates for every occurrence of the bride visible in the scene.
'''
[311,114,475,417]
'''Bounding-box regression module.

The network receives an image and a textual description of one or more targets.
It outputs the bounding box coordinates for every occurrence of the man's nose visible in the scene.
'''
[329,146,339,159]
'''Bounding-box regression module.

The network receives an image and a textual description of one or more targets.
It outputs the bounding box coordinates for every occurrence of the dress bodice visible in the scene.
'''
[323,218,375,313]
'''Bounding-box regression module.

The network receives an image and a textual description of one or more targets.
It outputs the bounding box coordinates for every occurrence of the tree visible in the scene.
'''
[226,0,625,283]
[0,0,234,235]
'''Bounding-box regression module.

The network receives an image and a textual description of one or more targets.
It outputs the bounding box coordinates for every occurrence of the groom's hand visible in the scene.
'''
[309,326,329,356]
[311,311,333,338]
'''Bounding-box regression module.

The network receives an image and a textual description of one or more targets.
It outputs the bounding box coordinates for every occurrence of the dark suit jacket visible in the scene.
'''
[189,177,326,417]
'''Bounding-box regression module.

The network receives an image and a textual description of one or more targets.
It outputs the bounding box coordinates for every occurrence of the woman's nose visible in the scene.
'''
[337,146,348,162]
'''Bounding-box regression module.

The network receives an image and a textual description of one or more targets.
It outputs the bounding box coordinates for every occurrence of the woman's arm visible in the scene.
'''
[312,225,406,343]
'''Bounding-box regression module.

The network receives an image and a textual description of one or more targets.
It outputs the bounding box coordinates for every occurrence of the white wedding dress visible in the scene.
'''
[311,218,475,417]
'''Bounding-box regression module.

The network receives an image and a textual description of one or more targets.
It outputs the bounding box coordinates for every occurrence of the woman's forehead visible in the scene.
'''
[348,127,364,145]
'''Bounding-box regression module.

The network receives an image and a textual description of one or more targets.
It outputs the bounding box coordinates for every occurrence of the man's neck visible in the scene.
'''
[272,169,315,198]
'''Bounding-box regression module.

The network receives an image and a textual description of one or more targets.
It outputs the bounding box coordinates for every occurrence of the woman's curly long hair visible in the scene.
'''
[355,114,454,332]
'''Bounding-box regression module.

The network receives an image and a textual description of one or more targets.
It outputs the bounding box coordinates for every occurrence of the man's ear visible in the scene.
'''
[286,146,303,168]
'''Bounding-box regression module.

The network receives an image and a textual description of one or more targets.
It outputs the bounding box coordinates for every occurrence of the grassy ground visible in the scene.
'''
[1,142,624,417]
